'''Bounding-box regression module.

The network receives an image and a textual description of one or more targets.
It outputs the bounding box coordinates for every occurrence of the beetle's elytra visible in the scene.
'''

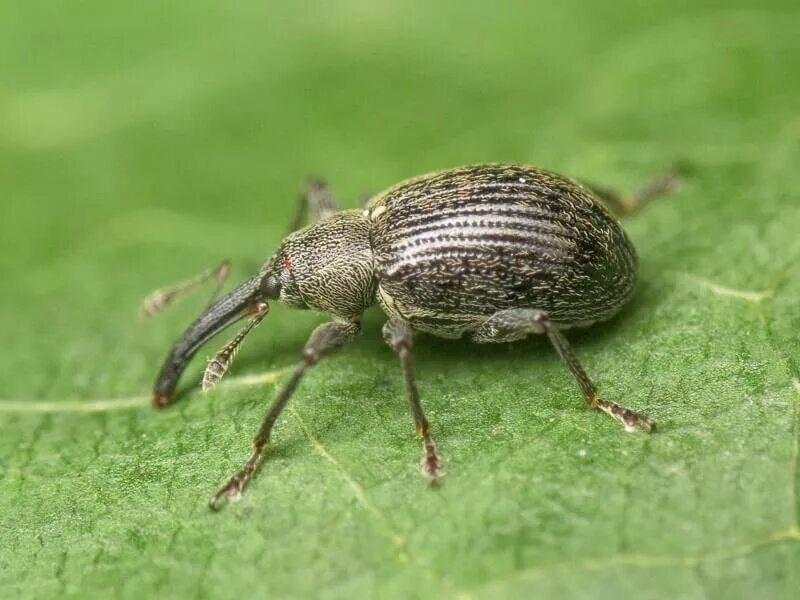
[144,163,679,509]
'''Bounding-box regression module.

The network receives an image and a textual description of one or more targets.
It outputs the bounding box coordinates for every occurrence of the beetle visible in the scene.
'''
[144,163,679,510]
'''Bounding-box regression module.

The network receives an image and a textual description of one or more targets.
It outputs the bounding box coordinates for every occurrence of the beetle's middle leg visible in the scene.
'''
[382,320,444,483]
[471,309,654,432]
[209,317,362,510]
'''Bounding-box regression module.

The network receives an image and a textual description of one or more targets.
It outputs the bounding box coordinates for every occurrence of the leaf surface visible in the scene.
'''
[1,2,799,598]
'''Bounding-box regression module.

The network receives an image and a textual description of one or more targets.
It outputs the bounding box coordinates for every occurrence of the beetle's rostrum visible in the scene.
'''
[144,163,680,509]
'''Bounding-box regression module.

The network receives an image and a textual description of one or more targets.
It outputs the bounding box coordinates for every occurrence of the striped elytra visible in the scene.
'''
[366,164,638,338]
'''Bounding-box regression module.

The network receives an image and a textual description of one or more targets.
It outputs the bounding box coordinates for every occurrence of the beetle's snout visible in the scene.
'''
[153,274,266,405]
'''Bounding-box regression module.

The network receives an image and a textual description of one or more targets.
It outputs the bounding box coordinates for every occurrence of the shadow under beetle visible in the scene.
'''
[144,163,680,510]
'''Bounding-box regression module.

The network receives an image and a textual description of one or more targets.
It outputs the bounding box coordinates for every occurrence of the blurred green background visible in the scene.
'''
[1,1,799,598]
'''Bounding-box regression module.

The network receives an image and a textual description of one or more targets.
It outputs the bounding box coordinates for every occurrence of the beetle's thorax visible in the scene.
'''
[272,210,376,318]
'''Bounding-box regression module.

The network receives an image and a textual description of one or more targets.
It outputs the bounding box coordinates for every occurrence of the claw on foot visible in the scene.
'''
[209,477,244,511]
[420,454,445,485]
[595,397,655,432]
[624,413,656,433]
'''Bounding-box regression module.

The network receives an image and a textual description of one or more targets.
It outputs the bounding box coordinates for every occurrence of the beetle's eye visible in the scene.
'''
[261,274,281,299]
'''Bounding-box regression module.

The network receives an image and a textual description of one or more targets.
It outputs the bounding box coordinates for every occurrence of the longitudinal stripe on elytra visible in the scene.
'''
[388,212,591,241]
[387,237,577,263]
[384,196,607,226]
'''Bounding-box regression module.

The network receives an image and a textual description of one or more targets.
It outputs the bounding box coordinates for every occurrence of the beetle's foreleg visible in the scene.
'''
[472,309,654,432]
[382,320,444,484]
[358,191,375,208]
[584,171,682,216]
[209,318,361,510]
[141,260,231,317]
[286,177,340,234]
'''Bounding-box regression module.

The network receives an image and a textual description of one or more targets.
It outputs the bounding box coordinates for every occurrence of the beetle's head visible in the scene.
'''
[152,211,374,406]
[256,246,306,310]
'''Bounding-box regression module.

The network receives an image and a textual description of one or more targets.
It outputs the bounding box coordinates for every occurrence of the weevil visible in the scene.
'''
[144,163,680,510]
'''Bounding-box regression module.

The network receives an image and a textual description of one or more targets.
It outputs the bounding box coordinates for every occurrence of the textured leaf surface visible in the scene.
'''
[1,1,799,598]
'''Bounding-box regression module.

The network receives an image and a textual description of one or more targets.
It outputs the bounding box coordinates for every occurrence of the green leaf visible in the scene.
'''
[1,2,799,598]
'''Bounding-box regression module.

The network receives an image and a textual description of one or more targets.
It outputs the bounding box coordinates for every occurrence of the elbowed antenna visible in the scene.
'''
[153,275,264,406]
[202,302,269,393]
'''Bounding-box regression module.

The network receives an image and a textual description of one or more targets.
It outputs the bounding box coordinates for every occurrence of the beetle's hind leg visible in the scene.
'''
[472,309,654,432]
[383,320,444,483]
[583,171,682,216]
[141,260,231,318]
